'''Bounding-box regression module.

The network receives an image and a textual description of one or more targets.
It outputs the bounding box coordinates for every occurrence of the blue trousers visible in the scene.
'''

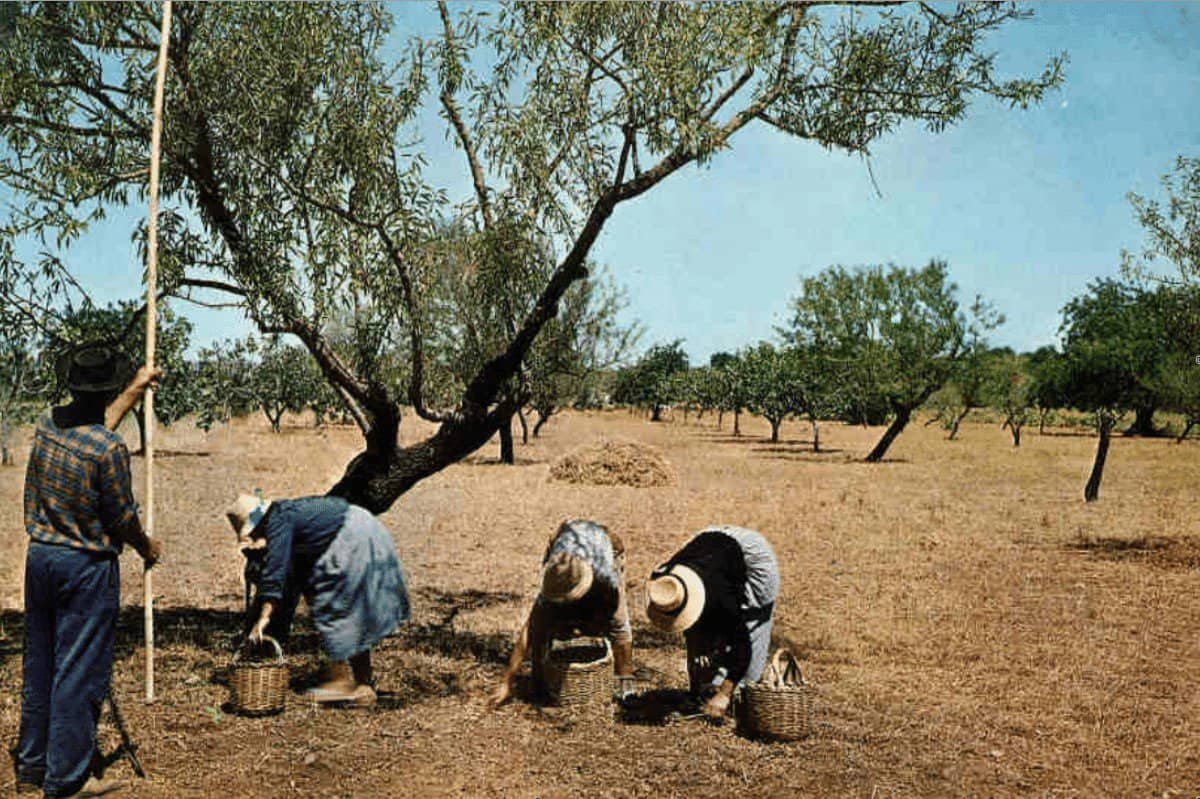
[16,542,118,798]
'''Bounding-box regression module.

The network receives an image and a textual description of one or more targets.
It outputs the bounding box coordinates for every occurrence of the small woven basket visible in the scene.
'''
[541,637,613,710]
[230,636,288,716]
[740,649,814,741]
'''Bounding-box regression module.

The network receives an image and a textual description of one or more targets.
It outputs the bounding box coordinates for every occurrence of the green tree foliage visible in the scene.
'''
[613,341,688,422]
[1149,351,1200,443]
[1057,280,1176,501]
[250,337,338,433]
[0,2,1064,511]
[940,298,1005,439]
[985,352,1035,447]
[1060,280,1174,437]
[524,271,639,439]
[0,307,50,465]
[1124,156,1200,285]
[707,352,748,435]
[1027,345,1069,434]
[787,261,970,462]
[737,343,804,443]
[51,301,193,452]
[192,338,256,432]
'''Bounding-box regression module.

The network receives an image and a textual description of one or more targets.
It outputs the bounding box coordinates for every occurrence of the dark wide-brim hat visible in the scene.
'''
[56,344,131,394]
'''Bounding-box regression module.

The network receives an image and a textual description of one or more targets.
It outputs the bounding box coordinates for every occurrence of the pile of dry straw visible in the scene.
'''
[549,439,675,488]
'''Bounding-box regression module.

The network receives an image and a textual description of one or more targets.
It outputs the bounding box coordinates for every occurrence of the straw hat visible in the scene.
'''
[646,564,705,633]
[225,493,271,546]
[540,552,594,604]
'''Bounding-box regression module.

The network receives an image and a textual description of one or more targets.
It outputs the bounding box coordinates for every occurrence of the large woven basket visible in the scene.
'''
[230,636,288,716]
[740,649,814,741]
[541,637,613,710]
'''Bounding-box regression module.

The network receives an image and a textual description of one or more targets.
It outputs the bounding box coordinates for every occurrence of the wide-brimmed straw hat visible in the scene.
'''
[57,344,131,394]
[646,564,706,633]
[225,493,271,545]
[541,552,594,604]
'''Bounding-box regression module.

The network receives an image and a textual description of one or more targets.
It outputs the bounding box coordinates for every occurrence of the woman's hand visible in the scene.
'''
[701,680,735,718]
[487,678,514,710]
[250,601,274,643]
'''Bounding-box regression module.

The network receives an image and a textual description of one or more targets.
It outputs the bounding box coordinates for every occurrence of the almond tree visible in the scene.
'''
[986,352,1034,447]
[787,261,971,462]
[0,2,1064,511]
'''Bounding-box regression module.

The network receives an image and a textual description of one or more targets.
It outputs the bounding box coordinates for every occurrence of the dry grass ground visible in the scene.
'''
[1,409,1198,798]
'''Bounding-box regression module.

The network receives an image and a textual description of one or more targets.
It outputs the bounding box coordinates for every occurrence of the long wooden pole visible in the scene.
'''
[144,0,173,704]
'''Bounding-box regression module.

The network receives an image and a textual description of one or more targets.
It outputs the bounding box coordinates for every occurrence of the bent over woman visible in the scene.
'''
[226,493,409,708]
[646,526,779,718]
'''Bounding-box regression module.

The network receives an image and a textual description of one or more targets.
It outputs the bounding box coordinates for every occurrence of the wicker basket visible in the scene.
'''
[541,637,613,709]
[740,649,814,741]
[230,636,288,716]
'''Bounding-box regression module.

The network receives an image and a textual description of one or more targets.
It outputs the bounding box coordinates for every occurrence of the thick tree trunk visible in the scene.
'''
[865,406,912,463]
[810,418,820,453]
[733,409,741,437]
[264,407,283,433]
[328,403,511,514]
[1127,405,1160,437]
[1039,407,1049,435]
[498,415,515,464]
[769,418,781,443]
[717,409,724,430]
[1083,414,1114,502]
[516,408,529,445]
[948,406,971,440]
[1177,420,1195,444]
[651,405,664,422]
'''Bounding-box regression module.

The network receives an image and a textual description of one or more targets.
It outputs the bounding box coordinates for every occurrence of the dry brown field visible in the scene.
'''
[1,409,1198,798]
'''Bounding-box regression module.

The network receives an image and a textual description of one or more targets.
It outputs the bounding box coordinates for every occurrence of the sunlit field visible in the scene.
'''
[2,409,1198,798]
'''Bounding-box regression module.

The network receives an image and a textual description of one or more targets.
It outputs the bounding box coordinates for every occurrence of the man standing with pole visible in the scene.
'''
[14,349,162,797]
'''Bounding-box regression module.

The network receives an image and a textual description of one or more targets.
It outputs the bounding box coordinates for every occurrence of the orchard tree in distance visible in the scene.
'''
[613,341,688,422]
[0,2,1065,512]
[787,261,978,463]
[738,342,804,444]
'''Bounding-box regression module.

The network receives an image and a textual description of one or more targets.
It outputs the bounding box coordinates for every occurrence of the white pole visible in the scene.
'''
[144,0,173,704]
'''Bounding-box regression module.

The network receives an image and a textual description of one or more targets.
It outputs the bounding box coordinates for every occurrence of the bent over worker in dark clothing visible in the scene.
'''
[228,492,410,708]
[15,346,162,798]
[646,526,779,719]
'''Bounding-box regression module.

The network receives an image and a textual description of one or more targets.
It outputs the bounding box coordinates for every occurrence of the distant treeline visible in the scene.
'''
[609,265,1199,502]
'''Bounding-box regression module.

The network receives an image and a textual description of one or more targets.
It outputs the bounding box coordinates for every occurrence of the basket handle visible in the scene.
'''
[768,648,804,688]
[234,634,284,665]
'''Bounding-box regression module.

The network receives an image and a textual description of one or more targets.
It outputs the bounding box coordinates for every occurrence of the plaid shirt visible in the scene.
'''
[24,412,138,555]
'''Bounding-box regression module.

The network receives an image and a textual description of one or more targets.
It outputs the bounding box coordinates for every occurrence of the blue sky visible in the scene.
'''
[7,2,1199,363]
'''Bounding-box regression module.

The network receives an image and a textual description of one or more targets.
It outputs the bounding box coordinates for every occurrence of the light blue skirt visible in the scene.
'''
[306,506,410,661]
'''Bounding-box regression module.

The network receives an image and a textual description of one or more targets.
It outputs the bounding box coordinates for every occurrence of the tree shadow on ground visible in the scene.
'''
[699,435,774,445]
[131,449,212,459]
[462,456,543,467]
[629,622,683,651]
[1066,534,1200,570]
[396,587,522,665]
[617,688,702,726]
[0,606,251,665]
